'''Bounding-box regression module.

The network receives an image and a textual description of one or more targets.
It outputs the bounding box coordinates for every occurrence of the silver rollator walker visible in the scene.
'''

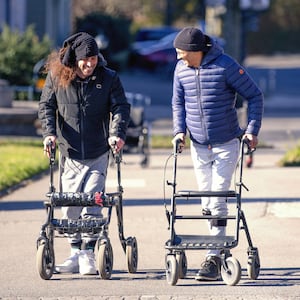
[164,138,260,286]
[36,141,138,280]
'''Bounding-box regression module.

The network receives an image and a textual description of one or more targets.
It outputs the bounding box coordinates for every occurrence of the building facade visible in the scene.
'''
[0,0,71,47]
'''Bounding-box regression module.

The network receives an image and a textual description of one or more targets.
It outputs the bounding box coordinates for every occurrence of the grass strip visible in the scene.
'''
[0,136,298,193]
[0,139,49,191]
[278,144,300,166]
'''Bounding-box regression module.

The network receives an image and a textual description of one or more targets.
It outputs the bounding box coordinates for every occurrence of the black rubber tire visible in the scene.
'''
[36,242,55,280]
[126,237,138,273]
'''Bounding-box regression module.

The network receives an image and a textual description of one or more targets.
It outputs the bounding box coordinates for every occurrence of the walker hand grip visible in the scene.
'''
[109,140,122,163]
[174,138,184,153]
[242,137,255,155]
[47,140,56,163]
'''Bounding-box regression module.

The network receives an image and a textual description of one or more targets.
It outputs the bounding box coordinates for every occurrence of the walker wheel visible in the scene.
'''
[247,248,260,280]
[165,254,178,286]
[221,256,241,286]
[36,241,55,280]
[176,251,187,279]
[97,239,113,279]
[126,237,138,273]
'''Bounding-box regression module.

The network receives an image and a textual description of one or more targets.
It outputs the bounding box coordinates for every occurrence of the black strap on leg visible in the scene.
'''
[81,240,96,251]
[211,219,227,227]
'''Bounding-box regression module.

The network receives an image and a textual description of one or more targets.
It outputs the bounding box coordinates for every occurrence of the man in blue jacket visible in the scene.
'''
[39,32,130,275]
[172,27,263,281]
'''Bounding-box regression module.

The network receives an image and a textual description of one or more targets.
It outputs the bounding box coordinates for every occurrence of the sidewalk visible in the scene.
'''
[1,65,300,298]
[1,102,300,299]
[0,146,299,299]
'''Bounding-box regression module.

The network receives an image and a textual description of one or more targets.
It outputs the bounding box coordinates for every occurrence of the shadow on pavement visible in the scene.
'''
[0,197,299,211]
[32,267,300,287]
[0,200,44,210]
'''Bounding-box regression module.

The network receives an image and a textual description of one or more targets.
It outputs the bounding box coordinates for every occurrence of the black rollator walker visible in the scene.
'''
[36,141,138,280]
[164,138,260,286]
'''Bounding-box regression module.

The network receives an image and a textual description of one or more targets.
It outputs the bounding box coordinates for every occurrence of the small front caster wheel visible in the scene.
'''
[165,254,178,286]
[221,256,241,286]
[247,248,260,280]
[97,239,113,279]
[176,251,187,279]
[36,242,55,280]
[126,237,138,273]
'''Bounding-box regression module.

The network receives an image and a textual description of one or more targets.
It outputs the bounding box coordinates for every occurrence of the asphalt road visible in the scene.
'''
[0,147,299,299]
[0,57,300,299]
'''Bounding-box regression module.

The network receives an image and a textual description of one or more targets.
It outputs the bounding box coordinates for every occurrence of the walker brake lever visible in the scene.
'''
[47,140,56,164]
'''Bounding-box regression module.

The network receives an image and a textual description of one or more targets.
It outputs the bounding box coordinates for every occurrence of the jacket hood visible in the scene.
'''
[201,38,224,66]
[97,52,107,67]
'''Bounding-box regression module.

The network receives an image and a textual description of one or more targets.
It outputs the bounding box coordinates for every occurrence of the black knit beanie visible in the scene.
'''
[173,27,210,52]
[60,32,99,67]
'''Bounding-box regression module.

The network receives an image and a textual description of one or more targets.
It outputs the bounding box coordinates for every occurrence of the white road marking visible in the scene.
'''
[106,179,145,188]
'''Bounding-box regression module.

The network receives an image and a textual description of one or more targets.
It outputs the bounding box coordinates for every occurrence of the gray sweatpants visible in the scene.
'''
[190,138,240,257]
[60,152,109,244]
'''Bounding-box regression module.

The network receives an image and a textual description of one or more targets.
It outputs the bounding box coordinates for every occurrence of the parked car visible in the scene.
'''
[129,27,179,71]
[129,28,225,73]
[129,31,179,72]
[134,26,179,43]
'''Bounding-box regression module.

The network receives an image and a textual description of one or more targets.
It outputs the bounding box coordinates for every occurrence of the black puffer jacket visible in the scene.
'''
[38,61,130,160]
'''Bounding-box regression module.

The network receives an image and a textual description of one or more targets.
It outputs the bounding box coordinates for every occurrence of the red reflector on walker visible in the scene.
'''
[94,192,104,206]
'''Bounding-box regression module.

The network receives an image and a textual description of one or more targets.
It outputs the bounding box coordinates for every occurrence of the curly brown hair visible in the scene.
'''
[44,47,77,89]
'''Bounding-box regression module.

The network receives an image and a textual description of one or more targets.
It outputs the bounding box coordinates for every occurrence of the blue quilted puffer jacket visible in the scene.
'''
[172,39,263,146]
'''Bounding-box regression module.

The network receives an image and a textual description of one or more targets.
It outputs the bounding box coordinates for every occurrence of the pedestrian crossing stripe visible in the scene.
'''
[106,179,145,188]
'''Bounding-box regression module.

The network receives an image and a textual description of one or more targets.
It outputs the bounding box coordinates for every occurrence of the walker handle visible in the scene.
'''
[110,141,122,164]
[173,138,184,154]
[47,140,56,164]
[46,140,56,193]
[242,137,256,155]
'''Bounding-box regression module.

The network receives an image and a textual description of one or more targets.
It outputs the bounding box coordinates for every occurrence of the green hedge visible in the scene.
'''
[0,25,51,87]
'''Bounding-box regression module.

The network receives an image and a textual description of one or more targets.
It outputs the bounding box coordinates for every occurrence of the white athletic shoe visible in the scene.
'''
[55,251,80,273]
[79,250,97,275]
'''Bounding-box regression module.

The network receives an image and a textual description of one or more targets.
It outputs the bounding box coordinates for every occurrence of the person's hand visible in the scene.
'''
[43,136,56,158]
[172,133,185,153]
[243,133,258,150]
[108,136,125,153]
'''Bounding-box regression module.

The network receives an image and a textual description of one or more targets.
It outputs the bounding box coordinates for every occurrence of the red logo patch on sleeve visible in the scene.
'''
[239,69,245,75]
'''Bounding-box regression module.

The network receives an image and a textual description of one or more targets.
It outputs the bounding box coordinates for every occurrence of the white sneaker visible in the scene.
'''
[79,250,97,275]
[55,251,80,273]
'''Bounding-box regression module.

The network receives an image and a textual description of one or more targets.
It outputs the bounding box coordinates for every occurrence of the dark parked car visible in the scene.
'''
[129,28,225,73]
[134,26,179,43]
[129,27,179,71]
[129,31,179,72]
